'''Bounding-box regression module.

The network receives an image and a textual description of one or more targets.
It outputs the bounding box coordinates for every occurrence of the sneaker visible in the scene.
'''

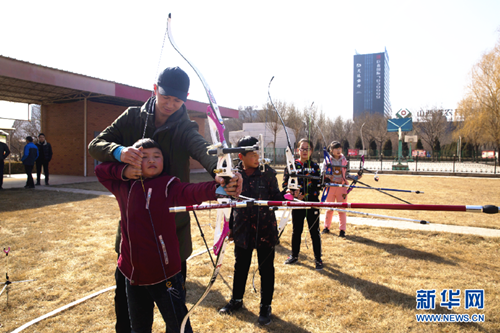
[219,299,243,315]
[321,228,330,235]
[339,230,346,238]
[315,260,324,271]
[258,305,272,325]
[284,255,298,265]
[35,182,41,186]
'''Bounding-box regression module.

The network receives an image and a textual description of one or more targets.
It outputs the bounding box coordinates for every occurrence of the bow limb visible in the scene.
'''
[212,198,231,256]
[277,206,292,238]
[268,77,299,191]
[167,14,232,333]
[179,236,228,333]
[206,106,235,182]
[320,147,332,202]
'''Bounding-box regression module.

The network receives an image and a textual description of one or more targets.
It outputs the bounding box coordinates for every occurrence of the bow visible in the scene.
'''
[167,14,244,332]
[345,155,365,197]
[267,77,300,236]
[342,155,413,204]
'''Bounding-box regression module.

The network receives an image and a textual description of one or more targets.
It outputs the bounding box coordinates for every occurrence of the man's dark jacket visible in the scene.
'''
[0,142,10,161]
[88,97,217,261]
[36,141,53,162]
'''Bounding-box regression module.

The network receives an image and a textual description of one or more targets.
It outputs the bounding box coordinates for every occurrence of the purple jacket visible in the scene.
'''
[96,162,217,285]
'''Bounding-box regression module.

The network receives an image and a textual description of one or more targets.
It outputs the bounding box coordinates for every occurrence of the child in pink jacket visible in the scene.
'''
[321,141,360,238]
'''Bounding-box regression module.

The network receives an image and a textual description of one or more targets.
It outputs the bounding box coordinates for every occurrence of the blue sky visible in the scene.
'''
[1,0,499,121]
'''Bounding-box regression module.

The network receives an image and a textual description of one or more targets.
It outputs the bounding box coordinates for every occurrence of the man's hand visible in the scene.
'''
[218,172,243,197]
[120,147,143,169]
[227,229,234,241]
[123,165,142,179]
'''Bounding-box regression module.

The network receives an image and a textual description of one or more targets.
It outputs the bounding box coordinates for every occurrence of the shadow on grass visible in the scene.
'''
[185,279,312,332]
[314,264,487,332]
[347,235,458,266]
[0,188,110,213]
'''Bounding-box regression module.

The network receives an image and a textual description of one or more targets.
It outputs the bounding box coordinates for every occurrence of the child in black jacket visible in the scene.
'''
[219,136,284,326]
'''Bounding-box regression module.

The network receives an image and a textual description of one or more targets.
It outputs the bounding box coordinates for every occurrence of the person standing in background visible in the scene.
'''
[36,133,53,186]
[0,140,10,190]
[21,136,38,189]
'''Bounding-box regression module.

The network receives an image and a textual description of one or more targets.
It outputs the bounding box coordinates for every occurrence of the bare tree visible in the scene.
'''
[10,105,41,160]
[261,100,287,150]
[302,104,320,149]
[283,103,303,149]
[415,107,448,159]
[365,113,390,157]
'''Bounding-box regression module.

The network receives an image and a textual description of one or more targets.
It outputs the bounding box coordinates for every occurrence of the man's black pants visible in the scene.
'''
[36,160,49,184]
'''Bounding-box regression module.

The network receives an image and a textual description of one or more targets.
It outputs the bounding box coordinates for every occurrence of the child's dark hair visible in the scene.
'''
[237,136,258,156]
[327,141,342,152]
[298,138,313,148]
[132,138,162,151]
[26,136,33,142]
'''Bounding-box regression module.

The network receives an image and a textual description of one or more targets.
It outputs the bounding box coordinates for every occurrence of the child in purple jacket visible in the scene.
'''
[96,138,222,333]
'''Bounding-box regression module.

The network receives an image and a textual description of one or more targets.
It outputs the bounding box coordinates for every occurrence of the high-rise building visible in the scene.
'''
[353,49,391,118]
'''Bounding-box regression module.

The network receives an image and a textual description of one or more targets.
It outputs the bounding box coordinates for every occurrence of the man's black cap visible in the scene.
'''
[157,66,190,102]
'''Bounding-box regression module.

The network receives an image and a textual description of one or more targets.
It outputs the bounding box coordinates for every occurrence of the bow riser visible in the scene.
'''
[285,147,300,190]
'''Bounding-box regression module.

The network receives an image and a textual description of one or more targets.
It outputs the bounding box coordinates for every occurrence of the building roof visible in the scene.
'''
[0,55,238,118]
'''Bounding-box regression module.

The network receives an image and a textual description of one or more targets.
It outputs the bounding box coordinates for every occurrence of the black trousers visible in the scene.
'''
[114,260,187,333]
[24,164,34,187]
[232,244,275,306]
[36,160,49,184]
[0,161,4,188]
[291,208,322,261]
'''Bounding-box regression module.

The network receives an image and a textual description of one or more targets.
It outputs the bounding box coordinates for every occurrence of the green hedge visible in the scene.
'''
[3,161,30,174]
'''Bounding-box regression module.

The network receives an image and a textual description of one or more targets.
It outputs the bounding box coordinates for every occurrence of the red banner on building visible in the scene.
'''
[348,149,359,156]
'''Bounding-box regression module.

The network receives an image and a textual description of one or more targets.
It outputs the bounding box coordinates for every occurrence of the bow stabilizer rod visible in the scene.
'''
[170,201,499,214]
[325,183,424,194]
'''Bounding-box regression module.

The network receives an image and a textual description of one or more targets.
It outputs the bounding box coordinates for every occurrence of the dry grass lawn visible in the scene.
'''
[0,174,499,332]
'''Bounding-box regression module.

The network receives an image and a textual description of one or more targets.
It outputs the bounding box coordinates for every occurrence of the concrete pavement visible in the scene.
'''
[1,173,99,189]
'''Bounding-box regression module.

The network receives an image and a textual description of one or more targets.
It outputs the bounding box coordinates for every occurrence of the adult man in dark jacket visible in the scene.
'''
[21,136,38,189]
[36,133,53,185]
[0,140,10,189]
[89,66,242,333]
